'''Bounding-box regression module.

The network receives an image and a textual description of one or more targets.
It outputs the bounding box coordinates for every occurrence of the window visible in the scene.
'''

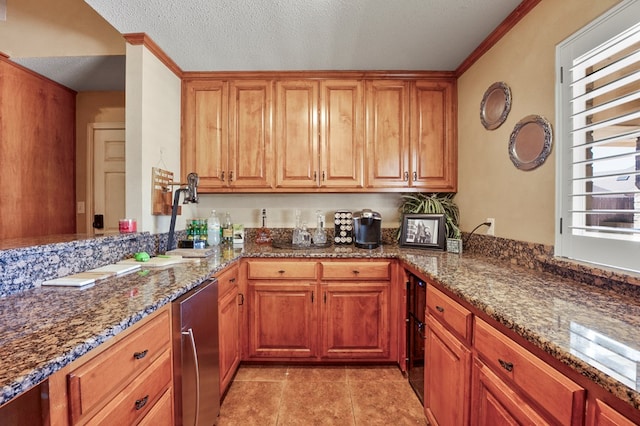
[556,0,640,274]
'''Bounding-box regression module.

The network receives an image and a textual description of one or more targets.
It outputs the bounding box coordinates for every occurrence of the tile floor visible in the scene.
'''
[218,364,427,425]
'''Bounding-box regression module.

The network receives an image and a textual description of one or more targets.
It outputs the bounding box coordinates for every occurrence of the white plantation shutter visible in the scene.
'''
[556,0,640,273]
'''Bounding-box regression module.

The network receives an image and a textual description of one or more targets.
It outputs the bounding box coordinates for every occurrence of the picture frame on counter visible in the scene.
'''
[400,213,446,250]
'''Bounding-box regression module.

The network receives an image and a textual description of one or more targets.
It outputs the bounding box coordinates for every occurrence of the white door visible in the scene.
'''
[93,128,126,233]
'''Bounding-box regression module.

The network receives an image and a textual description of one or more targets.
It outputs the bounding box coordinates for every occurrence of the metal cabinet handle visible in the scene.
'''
[314,171,317,181]
[322,171,326,181]
[238,293,244,305]
[324,292,327,303]
[135,395,149,411]
[409,312,427,339]
[352,270,360,275]
[220,171,225,181]
[435,305,445,313]
[417,321,427,340]
[498,359,514,372]
[229,171,234,181]
[229,277,236,283]
[278,270,285,274]
[311,291,314,303]
[182,328,201,425]
[133,349,148,360]
[404,171,409,181]
[413,171,417,181]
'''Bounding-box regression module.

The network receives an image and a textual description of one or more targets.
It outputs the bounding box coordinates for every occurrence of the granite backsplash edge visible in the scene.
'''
[1,228,638,297]
[462,232,640,298]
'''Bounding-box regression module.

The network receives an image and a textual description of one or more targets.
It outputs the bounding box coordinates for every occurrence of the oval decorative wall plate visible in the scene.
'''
[480,81,512,130]
[508,115,553,171]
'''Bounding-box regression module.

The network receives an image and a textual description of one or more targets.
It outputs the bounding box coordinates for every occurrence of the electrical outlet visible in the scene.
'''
[486,218,495,236]
[77,201,85,214]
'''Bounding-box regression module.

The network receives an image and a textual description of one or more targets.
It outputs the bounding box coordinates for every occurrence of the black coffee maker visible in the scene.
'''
[353,209,382,249]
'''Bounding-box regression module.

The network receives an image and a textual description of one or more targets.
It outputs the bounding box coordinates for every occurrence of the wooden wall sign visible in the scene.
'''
[152,167,178,215]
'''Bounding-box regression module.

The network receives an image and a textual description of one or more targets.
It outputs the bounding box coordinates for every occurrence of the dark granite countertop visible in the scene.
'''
[1,242,639,414]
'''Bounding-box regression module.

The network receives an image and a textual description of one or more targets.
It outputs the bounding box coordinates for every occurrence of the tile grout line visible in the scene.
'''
[273,366,289,425]
[346,368,358,426]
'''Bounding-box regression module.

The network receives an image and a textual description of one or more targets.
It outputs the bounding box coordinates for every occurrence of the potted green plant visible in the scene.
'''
[398,192,463,253]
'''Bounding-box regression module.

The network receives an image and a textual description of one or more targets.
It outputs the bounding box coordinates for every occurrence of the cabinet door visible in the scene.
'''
[586,398,638,426]
[247,282,317,358]
[319,80,364,188]
[424,316,471,426]
[474,318,585,425]
[182,80,229,190]
[471,358,550,426]
[321,282,390,359]
[218,282,240,395]
[275,80,319,188]
[365,80,410,188]
[411,80,457,191]
[229,80,273,189]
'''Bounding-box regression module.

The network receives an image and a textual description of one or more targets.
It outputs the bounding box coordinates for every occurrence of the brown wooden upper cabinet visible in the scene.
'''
[182,79,273,191]
[182,73,456,193]
[275,79,364,189]
[365,79,456,191]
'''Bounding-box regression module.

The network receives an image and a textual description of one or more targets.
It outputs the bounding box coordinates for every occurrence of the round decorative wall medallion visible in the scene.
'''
[508,115,553,171]
[480,81,512,130]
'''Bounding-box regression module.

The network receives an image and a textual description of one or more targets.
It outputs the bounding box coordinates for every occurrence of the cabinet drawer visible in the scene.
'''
[427,284,472,342]
[587,398,637,426]
[84,349,172,425]
[247,260,317,279]
[321,261,391,280]
[68,310,171,422]
[215,263,239,298]
[474,318,585,425]
[138,387,173,426]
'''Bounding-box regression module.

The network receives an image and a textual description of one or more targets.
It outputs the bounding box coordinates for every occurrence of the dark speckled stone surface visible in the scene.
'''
[0,250,237,406]
[401,249,640,411]
[0,233,639,415]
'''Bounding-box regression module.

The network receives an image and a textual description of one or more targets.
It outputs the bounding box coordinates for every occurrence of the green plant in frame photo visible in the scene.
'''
[398,192,461,240]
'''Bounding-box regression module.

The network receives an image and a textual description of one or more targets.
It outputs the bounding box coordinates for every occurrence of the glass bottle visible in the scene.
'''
[292,209,302,245]
[193,219,201,242]
[255,208,272,245]
[222,212,234,246]
[313,210,327,245]
[299,222,311,247]
[200,219,208,242]
[207,210,221,246]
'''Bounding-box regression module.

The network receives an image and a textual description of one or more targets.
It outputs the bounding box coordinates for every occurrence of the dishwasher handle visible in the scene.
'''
[182,328,200,426]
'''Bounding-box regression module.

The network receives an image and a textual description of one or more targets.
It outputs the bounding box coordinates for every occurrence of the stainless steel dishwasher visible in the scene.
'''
[172,278,219,426]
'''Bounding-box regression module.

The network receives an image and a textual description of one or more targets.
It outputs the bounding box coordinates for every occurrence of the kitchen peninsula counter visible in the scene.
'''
[1,242,639,415]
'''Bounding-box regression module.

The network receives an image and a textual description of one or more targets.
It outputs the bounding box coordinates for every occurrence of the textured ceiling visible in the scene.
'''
[85,0,522,72]
[13,56,125,92]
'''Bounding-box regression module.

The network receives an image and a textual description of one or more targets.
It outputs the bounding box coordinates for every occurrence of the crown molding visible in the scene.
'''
[123,33,183,78]
[456,0,542,77]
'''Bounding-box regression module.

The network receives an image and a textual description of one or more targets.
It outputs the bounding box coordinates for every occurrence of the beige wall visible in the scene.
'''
[0,0,123,57]
[194,193,402,230]
[75,92,126,233]
[456,0,621,246]
[125,44,188,234]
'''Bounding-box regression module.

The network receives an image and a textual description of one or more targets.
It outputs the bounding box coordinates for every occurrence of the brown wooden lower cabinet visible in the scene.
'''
[471,357,549,425]
[247,282,317,358]
[474,318,585,425]
[243,259,396,362]
[321,282,390,359]
[419,279,640,426]
[424,315,471,425]
[137,387,173,426]
[586,398,638,426]
[45,307,174,425]
[217,263,241,395]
